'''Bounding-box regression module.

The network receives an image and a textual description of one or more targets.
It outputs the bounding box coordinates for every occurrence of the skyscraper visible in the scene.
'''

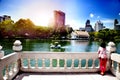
[54,10,65,27]
[85,20,94,32]
[94,20,105,32]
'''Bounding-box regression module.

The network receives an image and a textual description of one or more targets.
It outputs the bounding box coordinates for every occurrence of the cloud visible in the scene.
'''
[66,19,85,29]
[119,13,120,16]
[97,16,100,18]
[90,13,94,18]
[100,19,114,29]
[102,19,113,24]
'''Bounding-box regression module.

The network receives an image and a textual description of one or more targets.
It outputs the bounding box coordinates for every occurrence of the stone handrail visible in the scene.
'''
[1,51,120,80]
[0,52,101,80]
[0,52,20,80]
[110,53,120,80]
[20,51,100,72]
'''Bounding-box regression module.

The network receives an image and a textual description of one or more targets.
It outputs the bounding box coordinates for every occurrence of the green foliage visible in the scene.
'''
[0,20,14,38]
[0,18,72,39]
[89,29,120,42]
[52,26,73,39]
[14,19,36,38]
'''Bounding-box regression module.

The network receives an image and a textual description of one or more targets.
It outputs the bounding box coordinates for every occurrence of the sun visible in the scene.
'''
[32,14,52,26]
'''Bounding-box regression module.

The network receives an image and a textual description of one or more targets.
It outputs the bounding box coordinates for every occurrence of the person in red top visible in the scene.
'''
[98,42,107,75]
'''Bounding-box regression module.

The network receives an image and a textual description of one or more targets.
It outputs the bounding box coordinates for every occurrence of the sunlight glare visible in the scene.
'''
[32,14,52,26]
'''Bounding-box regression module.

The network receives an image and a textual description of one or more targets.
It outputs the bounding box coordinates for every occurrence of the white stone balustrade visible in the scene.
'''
[0,52,20,80]
[0,51,120,80]
[110,53,120,80]
[19,52,100,72]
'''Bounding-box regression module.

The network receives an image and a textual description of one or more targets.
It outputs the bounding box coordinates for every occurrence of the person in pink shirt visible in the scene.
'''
[98,42,107,75]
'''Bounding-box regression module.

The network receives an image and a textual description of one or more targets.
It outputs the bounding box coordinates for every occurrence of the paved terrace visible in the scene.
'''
[0,40,120,80]
[15,72,118,80]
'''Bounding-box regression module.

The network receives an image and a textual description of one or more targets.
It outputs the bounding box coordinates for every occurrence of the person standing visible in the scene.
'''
[98,42,107,75]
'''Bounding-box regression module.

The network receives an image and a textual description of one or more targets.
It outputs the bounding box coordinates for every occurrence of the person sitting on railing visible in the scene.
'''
[98,42,107,75]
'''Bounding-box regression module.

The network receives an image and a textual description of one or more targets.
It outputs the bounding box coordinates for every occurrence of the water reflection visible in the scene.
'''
[64,40,99,52]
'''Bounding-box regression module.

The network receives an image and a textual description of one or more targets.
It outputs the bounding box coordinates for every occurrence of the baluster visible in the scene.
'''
[78,59,81,69]
[28,58,31,69]
[111,60,114,68]
[92,59,95,68]
[14,62,18,72]
[35,58,38,68]
[117,63,120,72]
[71,59,74,68]
[57,59,59,68]
[50,58,52,68]
[12,63,15,73]
[64,59,67,69]
[42,59,45,68]
[21,59,24,68]
[13,62,16,72]
[4,65,9,80]
[9,64,13,76]
[85,59,88,69]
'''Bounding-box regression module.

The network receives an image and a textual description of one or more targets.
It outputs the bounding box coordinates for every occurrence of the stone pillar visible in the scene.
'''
[13,40,22,52]
[106,42,116,54]
[0,45,4,58]
[12,40,22,73]
[106,41,116,70]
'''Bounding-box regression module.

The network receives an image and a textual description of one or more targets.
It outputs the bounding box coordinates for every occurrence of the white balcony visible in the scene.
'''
[0,52,120,80]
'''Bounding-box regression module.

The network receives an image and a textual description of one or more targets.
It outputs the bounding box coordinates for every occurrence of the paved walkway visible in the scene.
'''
[14,72,119,80]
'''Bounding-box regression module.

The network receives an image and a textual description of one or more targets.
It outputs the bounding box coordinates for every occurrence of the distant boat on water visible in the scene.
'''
[50,42,61,49]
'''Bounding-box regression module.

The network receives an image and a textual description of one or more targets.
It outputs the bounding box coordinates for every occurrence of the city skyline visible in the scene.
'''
[0,0,120,29]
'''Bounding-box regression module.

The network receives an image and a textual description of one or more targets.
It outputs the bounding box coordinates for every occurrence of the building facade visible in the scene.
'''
[54,10,65,27]
[114,19,120,30]
[0,15,11,22]
[71,30,89,40]
[94,20,105,32]
[85,20,94,32]
[114,24,120,30]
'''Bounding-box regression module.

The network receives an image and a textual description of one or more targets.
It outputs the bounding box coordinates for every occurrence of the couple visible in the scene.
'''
[98,42,107,75]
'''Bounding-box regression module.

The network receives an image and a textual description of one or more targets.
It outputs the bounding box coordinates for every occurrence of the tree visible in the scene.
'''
[0,20,14,38]
[14,18,35,38]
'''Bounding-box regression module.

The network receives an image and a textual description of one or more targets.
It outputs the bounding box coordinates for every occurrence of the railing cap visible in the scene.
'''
[108,42,115,47]
[0,45,2,50]
[14,40,21,46]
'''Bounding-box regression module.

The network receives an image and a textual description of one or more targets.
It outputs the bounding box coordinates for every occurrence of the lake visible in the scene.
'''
[0,39,120,55]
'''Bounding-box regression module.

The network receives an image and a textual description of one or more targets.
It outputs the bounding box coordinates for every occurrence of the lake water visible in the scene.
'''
[0,39,120,55]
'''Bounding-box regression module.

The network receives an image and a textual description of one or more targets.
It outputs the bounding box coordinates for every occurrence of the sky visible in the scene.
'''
[0,0,120,29]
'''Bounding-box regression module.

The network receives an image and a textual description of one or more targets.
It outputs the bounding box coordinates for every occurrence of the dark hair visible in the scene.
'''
[100,42,106,48]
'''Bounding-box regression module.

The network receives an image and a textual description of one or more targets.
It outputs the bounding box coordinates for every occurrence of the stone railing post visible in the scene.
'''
[13,40,22,52]
[106,42,116,70]
[0,45,4,58]
[12,40,22,74]
[106,42,116,54]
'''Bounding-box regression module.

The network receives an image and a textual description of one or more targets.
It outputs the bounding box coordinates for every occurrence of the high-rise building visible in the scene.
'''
[85,20,94,32]
[54,10,65,27]
[0,15,11,22]
[115,24,120,30]
[114,19,120,30]
[94,20,105,32]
